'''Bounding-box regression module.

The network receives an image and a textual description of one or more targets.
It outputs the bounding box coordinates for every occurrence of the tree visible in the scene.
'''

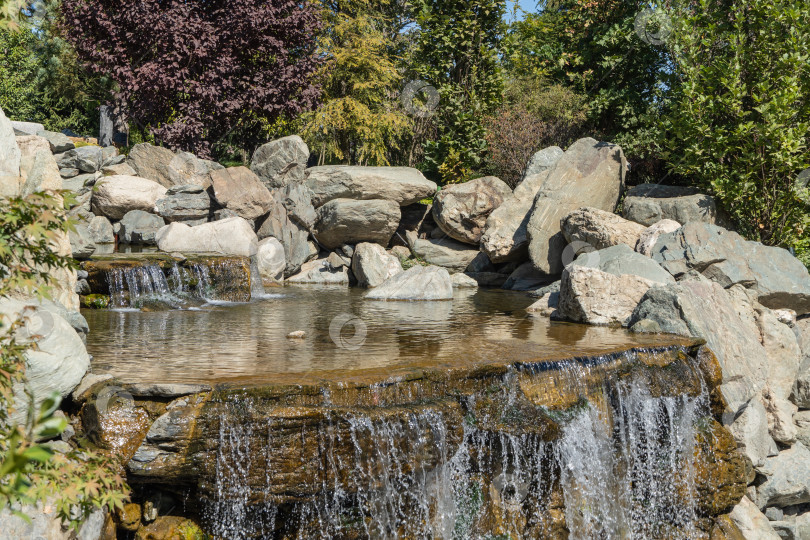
[411,0,506,183]
[666,0,810,260]
[503,1,675,172]
[302,3,411,166]
[60,0,323,158]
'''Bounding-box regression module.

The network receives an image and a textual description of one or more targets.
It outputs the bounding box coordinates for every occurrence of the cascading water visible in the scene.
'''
[102,256,256,308]
[203,350,711,540]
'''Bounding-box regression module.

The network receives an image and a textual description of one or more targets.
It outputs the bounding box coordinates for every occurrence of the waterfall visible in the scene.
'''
[204,353,710,540]
[103,257,256,309]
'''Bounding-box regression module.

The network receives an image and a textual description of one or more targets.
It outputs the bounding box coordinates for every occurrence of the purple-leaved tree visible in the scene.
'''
[60,0,322,158]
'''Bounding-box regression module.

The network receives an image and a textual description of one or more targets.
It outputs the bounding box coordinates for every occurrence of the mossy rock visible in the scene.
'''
[80,294,109,309]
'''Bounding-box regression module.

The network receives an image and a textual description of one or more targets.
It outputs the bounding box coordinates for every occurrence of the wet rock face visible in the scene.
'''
[106,344,745,538]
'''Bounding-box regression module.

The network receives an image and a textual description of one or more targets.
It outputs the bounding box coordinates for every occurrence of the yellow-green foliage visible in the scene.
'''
[302,10,410,166]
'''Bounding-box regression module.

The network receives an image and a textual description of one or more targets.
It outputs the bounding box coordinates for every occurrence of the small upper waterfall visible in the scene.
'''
[201,348,715,540]
[86,254,259,309]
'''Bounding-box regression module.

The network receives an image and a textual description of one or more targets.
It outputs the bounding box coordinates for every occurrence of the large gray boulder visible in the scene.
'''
[0,299,90,426]
[209,166,274,221]
[10,120,44,135]
[156,184,212,224]
[754,442,810,509]
[561,207,646,254]
[652,222,810,314]
[156,217,258,257]
[167,151,222,188]
[352,242,403,287]
[313,198,400,249]
[69,223,96,259]
[251,135,310,189]
[407,233,479,273]
[119,210,166,244]
[432,176,512,244]
[257,198,311,277]
[365,265,453,300]
[527,138,627,275]
[287,257,350,285]
[305,166,437,207]
[728,396,777,468]
[630,281,770,413]
[63,145,103,173]
[480,149,565,263]
[558,265,659,326]
[0,502,105,540]
[623,184,716,226]
[635,219,681,257]
[0,106,22,198]
[37,130,74,153]
[91,175,168,220]
[571,244,675,284]
[522,146,564,180]
[127,143,177,187]
[20,149,62,197]
[272,183,316,230]
[87,215,114,245]
[729,497,781,540]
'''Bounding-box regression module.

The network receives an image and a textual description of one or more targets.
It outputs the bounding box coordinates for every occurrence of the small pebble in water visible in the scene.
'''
[287,331,306,339]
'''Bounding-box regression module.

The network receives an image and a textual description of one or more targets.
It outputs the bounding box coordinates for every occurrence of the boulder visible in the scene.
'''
[560,207,646,254]
[92,175,168,220]
[630,281,771,413]
[256,237,286,283]
[756,307,802,400]
[406,233,479,273]
[10,120,44,135]
[20,150,62,196]
[796,411,810,448]
[0,106,22,198]
[250,135,310,189]
[256,198,311,276]
[16,134,51,158]
[480,154,564,263]
[127,143,177,187]
[432,176,512,244]
[571,244,675,284]
[527,291,559,317]
[623,184,717,226]
[305,166,437,207]
[527,138,627,275]
[770,514,810,540]
[502,261,549,291]
[209,166,274,220]
[754,442,810,508]
[69,222,96,259]
[558,265,658,326]
[87,215,114,245]
[156,185,212,224]
[67,145,103,173]
[729,496,781,540]
[365,265,453,301]
[60,167,79,178]
[287,257,350,285]
[37,130,74,153]
[313,198,400,250]
[522,146,564,180]
[102,162,137,177]
[156,217,258,257]
[451,273,478,288]
[728,396,777,468]
[0,299,90,425]
[794,357,810,409]
[763,389,798,444]
[119,210,166,244]
[168,151,221,188]
[351,242,403,288]
[653,222,810,314]
[272,183,316,230]
[0,502,106,540]
[636,219,681,257]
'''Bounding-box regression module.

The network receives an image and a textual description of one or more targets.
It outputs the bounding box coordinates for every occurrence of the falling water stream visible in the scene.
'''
[203,356,709,540]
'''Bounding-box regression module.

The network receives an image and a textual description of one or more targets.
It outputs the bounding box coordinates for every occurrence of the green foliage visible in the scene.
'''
[411,0,506,180]
[483,76,587,186]
[666,0,810,255]
[0,193,128,527]
[503,1,674,167]
[302,5,411,166]
[0,2,110,134]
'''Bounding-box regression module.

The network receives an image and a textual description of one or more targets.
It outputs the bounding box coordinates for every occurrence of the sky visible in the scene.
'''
[509,0,541,21]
